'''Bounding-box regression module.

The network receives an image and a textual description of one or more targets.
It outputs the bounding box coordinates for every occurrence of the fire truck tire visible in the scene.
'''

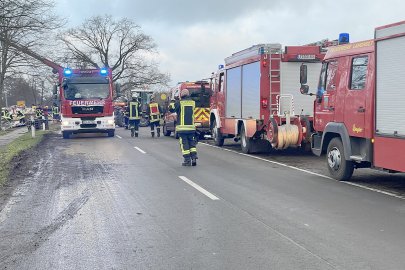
[62,131,70,139]
[326,137,354,181]
[212,121,224,146]
[240,125,253,154]
[108,130,115,137]
[163,122,171,136]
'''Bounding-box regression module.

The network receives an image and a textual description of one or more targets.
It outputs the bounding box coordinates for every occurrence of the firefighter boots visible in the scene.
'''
[151,131,155,138]
[157,127,161,137]
[182,157,192,166]
[191,158,197,166]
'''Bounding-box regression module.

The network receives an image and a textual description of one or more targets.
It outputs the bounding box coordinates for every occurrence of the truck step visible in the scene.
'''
[350,155,363,162]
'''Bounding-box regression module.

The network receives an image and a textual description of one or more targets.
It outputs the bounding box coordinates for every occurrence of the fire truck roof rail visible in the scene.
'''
[225,43,282,65]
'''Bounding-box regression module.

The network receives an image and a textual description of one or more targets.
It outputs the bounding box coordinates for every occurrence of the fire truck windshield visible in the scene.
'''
[64,83,110,100]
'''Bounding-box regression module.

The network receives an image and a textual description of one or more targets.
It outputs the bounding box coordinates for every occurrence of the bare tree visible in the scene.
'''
[0,0,63,128]
[59,15,170,95]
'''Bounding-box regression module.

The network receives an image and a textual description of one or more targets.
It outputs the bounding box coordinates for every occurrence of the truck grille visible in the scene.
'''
[80,124,97,128]
[72,106,104,114]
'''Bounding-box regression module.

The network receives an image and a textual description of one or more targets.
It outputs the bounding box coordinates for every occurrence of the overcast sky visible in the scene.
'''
[56,0,404,86]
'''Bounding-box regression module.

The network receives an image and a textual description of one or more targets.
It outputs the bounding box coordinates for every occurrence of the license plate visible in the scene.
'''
[82,120,95,124]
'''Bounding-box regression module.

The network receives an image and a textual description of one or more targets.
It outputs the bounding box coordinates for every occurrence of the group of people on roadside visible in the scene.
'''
[124,89,198,166]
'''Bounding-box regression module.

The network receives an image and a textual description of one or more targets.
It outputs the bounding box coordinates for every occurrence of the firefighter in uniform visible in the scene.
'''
[171,89,198,166]
[16,109,25,124]
[126,94,142,137]
[147,97,163,138]
[35,106,44,119]
[1,108,13,122]
[123,105,129,129]
[52,104,60,121]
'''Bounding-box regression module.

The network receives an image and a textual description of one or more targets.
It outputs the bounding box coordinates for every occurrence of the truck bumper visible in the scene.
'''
[61,116,115,133]
[195,121,210,134]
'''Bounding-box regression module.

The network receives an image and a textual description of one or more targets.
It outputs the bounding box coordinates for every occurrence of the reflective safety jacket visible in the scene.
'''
[35,108,43,118]
[148,102,161,123]
[1,110,12,120]
[175,99,196,132]
[52,106,59,115]
[16,110,25,120]
[128,101,141,120]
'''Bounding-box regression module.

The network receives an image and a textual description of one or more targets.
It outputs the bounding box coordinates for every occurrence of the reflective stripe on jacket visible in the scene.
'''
[149,102,160,122]
[176,99,196,132]
[129,101,140,120]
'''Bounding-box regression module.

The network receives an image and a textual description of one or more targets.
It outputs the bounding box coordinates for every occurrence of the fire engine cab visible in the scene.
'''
[300,21,405,180]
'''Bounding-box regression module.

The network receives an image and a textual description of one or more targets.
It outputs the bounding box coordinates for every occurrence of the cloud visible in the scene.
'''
[56,0,405,85]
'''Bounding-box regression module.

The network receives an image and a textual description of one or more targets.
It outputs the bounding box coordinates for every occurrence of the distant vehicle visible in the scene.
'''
[300,21,405,180]
[163,81,212,139]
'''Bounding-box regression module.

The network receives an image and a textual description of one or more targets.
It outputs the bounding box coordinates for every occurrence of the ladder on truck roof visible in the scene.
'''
[224,43,282,65]
[269,51,282,114]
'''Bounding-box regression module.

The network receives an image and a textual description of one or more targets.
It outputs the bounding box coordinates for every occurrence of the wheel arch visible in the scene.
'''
[320,123,352,160]
[210,109,221,129]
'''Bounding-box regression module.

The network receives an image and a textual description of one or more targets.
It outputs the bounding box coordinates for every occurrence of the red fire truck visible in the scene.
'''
[300,21,405,180]
[0,36,116,139]
[58,67,116,139]
[210,44,325,153]
[163,81,212,139]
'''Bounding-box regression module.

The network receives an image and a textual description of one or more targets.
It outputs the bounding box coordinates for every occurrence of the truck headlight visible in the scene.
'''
[62,121,70,126]
[107,119,115,125]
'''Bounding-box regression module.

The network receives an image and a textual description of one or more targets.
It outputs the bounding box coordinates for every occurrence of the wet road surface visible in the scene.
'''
[1,127,405,269]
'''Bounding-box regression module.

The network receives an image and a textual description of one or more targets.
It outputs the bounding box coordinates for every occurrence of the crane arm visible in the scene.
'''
[0,35,63,73]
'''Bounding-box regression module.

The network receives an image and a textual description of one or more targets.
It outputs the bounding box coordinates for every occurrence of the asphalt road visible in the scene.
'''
[1,127,405,269]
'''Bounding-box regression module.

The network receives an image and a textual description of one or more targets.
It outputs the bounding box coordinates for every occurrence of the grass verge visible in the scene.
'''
[0,129,13,136]
[0,130,48,186]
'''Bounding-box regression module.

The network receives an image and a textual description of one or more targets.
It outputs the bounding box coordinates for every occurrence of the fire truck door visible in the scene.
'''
[344,55,369,137]
[314,60,338,131]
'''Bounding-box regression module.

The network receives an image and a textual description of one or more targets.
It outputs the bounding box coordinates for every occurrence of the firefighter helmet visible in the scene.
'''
[180,89,189,97]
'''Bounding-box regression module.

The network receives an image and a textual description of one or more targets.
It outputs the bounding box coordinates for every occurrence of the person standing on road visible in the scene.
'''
[147,96,162,138]
[126,94,142,137]
[171,89,198,166]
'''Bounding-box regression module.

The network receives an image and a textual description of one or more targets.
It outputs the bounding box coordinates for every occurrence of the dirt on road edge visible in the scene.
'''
[0,131,51,209]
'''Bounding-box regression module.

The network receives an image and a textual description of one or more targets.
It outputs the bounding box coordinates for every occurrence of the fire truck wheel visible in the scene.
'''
[163,123,171,136]
[326,137,354,181]
[212,121,224,146]
[62,131,70,139]
[240,125,252,154]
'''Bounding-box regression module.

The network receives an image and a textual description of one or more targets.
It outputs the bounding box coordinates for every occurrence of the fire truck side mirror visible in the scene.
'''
[52,85,58,95]
[300,64,308,85]
[300,85,309,95]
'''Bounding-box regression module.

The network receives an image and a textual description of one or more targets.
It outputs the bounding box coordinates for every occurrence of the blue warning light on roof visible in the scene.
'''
[339,33,350,44]
[63,68,72,76]
[100,67,108,75]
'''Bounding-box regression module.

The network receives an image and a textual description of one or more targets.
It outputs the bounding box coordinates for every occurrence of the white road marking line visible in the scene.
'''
[116,135,122,139]
[201,143,331,179]
[134,146,146,154]
[201,143,405,200]
[342,182,405,200]
[178,176,220,201]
